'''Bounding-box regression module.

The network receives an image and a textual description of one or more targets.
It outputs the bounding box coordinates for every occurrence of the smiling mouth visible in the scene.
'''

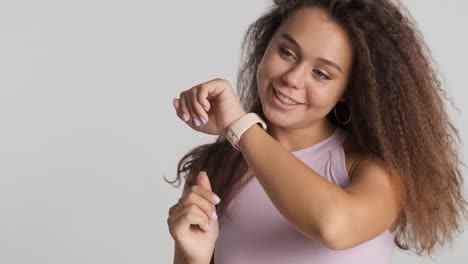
[273,88,301,105]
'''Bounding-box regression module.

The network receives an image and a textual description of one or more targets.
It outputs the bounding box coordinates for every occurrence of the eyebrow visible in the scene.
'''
[280,33,343,74]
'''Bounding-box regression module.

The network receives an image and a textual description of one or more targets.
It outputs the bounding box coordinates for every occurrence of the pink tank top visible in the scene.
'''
[214,125,396,263]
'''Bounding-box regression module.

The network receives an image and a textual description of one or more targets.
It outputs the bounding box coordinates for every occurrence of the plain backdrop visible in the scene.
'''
[0,0,467,263]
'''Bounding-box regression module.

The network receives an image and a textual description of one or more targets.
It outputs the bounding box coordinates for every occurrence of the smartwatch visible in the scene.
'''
[225,113,267,151]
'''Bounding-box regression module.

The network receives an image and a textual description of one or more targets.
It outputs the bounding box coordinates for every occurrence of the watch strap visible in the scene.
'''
[226,113,267,151]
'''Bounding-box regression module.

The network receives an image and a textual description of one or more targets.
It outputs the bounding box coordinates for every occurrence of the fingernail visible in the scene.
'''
[193,118,201,127]
[212,211,218,221]
[200,117,207,125]
[206,223,212,232]
[212,195,221,204]
[203,105,209,112]
[182,114,189,122]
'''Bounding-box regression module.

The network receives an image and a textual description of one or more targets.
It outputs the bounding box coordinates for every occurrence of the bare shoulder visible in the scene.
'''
[341,134,404,232]
[342,134,402,186]
[341,134,365,181]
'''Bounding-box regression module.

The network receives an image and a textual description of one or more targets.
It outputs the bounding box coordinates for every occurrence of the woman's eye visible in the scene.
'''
[313,69,330,80]
[279,47,294,59]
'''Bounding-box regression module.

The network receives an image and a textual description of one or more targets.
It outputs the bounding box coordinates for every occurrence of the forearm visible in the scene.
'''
[237,124,349,241]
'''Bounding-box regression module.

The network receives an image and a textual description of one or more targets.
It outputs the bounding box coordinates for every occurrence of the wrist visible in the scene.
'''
[184,261,209,264]
[183,256,211,264]
[224,111,248,136]
[224,112,268,151]
[182,250,214,264]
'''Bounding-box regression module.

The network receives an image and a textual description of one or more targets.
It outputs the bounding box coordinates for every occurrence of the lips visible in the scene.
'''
[270,86,303,109]
[273,87,303,104]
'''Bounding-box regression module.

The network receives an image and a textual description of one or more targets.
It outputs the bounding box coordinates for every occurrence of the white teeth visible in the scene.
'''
[274,89,299,105]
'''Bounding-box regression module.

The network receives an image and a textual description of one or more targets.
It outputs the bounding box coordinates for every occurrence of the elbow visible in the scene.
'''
[316,213,350,250]
[319,223,346,250]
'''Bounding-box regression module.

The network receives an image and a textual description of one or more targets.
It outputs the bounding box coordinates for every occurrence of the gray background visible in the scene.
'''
[0,0,466,263]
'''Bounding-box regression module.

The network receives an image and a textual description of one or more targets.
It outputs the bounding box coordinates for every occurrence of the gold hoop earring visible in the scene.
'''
[334,102,351,125]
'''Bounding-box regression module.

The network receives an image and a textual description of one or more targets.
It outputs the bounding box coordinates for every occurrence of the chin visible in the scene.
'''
[263,108,292,127]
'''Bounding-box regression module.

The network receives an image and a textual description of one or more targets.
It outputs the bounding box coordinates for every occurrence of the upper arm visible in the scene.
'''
[324,157,404,250]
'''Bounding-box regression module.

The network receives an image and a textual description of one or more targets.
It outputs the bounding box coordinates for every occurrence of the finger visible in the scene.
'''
[168,209,212,239]
[172,98,181,116]
[195,84,212,111]
[192,88,209,125]
[204,78,227,99]
[196,171,212,192]
[180,189,218,221]
[173,98,192,126]
[191,185,221,205]
[168,203,183,216]
[178,92,191,123]
[185,92,202,128]
[170,204,212,233]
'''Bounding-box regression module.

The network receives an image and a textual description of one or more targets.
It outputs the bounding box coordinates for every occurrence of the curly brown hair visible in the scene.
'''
[165,0,467,257]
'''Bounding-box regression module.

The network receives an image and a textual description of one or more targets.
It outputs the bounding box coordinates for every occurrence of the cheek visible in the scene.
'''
[305,89,338,108]
[259,49,284,77]
[256,57,276,96]
[263,56,284,76]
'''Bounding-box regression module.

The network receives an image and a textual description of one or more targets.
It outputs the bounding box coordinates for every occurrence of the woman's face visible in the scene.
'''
[256,6,354,129]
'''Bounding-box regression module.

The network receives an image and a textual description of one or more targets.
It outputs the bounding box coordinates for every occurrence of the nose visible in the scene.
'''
[281,62,307,90]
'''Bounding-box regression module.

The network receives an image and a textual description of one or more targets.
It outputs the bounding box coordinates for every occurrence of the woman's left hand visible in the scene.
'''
[172,78,247,136]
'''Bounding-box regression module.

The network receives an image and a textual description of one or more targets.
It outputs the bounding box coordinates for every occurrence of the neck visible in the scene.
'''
[268,119,337,152]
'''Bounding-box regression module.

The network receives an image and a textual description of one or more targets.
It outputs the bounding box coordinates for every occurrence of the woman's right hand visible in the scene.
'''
[167,171,220,263]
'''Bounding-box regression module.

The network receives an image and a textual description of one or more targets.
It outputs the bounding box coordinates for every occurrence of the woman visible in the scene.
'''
[166,0,467,263]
